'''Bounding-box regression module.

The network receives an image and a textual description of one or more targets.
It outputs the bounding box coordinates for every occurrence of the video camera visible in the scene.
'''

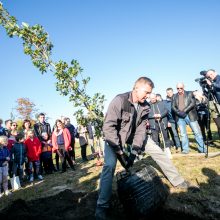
[195,71,208,86]
[195,71,213,94]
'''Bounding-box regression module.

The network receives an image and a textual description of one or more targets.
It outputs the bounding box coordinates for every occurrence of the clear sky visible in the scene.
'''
[1,0,220,126]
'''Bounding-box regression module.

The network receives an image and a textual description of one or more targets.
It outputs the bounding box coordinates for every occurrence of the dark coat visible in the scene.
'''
[172,91,198,122]
[34,122,52,141]
[148,101,168,129]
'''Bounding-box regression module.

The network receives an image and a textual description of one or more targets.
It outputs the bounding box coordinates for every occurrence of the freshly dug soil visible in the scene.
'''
[0,189,204,220]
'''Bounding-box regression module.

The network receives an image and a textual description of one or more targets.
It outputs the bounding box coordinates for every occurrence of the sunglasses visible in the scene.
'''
[177,88,183,90]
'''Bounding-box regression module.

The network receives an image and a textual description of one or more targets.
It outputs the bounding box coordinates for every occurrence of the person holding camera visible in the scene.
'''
[202,69,220,137]
[172,83,206,154]
[95,77,191,220]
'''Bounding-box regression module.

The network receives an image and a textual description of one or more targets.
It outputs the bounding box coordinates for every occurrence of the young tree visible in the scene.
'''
[0,2,105,136]
[15,97,37,120]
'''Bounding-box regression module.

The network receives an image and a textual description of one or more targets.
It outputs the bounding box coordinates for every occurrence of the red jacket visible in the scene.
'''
[24,137,42,161]
[52,128,71,152]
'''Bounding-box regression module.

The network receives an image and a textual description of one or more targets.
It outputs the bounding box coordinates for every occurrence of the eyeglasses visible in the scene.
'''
[12,124,17,127]
[177,88,183,90]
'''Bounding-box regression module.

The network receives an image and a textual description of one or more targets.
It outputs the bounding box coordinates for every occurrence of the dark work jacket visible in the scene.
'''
[34,122,52,142]
[148,101,168,129]
[172,91,198,122]
[103,92,150,151]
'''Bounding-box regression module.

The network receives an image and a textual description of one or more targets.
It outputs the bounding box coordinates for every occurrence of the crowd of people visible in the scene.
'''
[0,113,103,198]
[1,69,220,219]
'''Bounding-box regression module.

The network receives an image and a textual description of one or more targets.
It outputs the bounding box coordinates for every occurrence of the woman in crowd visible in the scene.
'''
[22,119,32,139]
[52,119,75,173]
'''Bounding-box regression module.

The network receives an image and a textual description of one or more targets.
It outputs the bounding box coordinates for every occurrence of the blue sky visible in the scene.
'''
[1,0,220,126]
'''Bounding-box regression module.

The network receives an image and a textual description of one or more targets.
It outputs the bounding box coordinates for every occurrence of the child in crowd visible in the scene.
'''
[0,136,11,197]
[11,133,27,186]
[24,130,43,182]
[41,132,54,174]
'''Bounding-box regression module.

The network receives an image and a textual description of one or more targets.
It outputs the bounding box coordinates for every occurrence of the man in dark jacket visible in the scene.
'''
[34,113,52,141]
[34,113,52,174]
[165,88,181,152]
[172,83,206,154]
[95,77,191,220]
[148,93,172,158]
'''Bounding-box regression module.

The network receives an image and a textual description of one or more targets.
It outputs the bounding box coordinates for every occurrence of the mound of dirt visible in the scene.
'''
[0,189,206,220]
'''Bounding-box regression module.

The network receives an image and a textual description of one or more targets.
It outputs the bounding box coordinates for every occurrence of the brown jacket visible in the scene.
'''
[103,92,150,151]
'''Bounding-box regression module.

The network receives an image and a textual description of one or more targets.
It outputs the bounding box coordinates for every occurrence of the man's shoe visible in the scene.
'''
[176,181,200,192]
[176,180,190,189]
[181,151,189,154]
[95,207,107,220]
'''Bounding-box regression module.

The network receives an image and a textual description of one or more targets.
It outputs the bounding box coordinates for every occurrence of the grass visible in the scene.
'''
[0,123,220,219]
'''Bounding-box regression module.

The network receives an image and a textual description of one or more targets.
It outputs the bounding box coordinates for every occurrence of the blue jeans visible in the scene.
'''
[169,122,181,148]
[177,116,206,153]
[97,142,117,208]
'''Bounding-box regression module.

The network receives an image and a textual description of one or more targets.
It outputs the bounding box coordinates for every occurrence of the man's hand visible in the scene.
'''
[178,111,186,118]
[205,78,212,86]
[154,114,161,120]
[6,157,10,161]
[117,153,129,169]
[126,153,136,168]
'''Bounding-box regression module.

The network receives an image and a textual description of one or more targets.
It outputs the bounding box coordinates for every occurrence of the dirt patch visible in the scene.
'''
[0,189,206,220]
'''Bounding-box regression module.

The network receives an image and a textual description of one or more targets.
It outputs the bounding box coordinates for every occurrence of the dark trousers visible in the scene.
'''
[151,123,171,149]
[57,145,74,171]
[167,122,181,149]
[13,163,24,183]
[81,144,88,161]
[213,117,220,138]
[8,161,13,178]
[198,113,212,141]
[68,141,76,161]
[42,156,54,174]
